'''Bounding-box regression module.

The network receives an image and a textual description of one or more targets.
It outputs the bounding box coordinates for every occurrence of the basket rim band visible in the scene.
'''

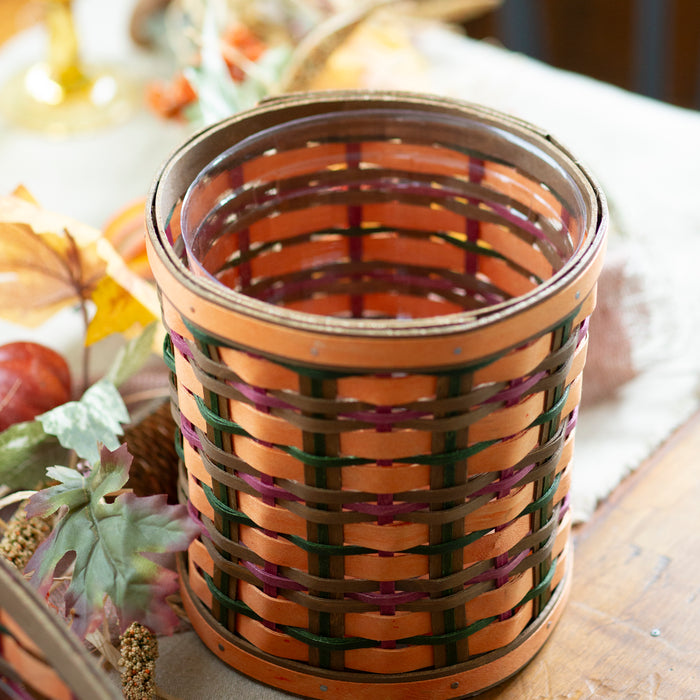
[177,550,572,698]
[146,90,608,370]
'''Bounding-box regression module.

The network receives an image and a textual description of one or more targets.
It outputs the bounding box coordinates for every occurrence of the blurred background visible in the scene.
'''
[464,0,700,109]
[2,0,698,110]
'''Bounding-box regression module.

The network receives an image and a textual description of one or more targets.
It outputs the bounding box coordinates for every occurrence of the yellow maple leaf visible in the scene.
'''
[0,221,106,327]
[0,193,159,344]
[85,275,156,345]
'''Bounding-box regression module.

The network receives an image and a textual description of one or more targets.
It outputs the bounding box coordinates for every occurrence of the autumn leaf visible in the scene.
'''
[0,323,159,491]
[0,193,160,345]
[103,321,159,388]
[25,444,200,638]
[85,276,157,346]
[38,379,129,464]
[0,222,105,327]
[0,420,68,491]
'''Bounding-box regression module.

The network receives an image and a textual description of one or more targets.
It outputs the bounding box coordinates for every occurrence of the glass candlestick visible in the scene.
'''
[0,0,139,135]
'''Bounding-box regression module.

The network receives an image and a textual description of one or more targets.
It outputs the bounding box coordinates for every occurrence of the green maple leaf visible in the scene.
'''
[0,420,67,490]
[38,379,129,464]
[25,444,200,638]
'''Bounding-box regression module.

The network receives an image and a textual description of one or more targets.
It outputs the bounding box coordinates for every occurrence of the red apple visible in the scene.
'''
[0,342,72,431]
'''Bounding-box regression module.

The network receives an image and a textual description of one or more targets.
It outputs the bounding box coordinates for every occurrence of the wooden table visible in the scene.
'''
[479,412,700,699]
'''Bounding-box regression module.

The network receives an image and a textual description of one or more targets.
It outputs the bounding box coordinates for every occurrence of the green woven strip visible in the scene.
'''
[201,556,560,652]
[402,554,558,647]
[437,372,465,665]
[283,626,376,651]
[205,572,261,621]
[163,333,176,372]
[196,340,237,629]
[180,295,584,389]
[529,384,571,428]
[182,316,509,381]
[202,483,494,558]
[201,474,560,557]
[534,316,574,618]
[519,472,561,517]
[193,393,499,468]
[306,376,336,669]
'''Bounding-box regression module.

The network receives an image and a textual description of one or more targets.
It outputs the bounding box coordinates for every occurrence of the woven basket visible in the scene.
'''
[145,91,607,698]
[0,557,119,700]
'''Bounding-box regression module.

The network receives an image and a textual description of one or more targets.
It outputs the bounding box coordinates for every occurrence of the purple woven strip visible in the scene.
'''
[489,201,560,251]
[170,329,193,359]
[560,493,571,519]
[243,561,306,591]
[466,549,529,585]
[264,561,279,599]
[239,472,300,502]
[378,492,393,526]
[187,500,204,527]
[465,157,484,275]
[231,382,293,411]
[347,590,427,606]
[566,407,578,438]
[485,371,545,405]
[346,143,364,318]
[260,474,276,508]
[180,415,202,451]
[578,317,590,343]
[471,463,534,499]
[379,580,397,616]
[345,500,428,518]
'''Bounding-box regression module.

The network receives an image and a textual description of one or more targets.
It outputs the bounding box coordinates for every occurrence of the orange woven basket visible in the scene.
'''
[145,91,607,698]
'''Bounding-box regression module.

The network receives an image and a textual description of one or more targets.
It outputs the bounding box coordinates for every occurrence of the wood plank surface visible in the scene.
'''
[479,412,700,699]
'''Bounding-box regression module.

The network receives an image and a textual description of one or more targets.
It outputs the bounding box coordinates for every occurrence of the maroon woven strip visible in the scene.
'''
[484,371,545,405]
[566,407,579,437]
[180,415,202,451]
[232,382,293,411]
[170,329,193,359]
[346,142,364,319]
[466,157,484,275]
[466,549,529,585]
[470,463,535,500]
[238,472,300,502]
[243,561,306,592]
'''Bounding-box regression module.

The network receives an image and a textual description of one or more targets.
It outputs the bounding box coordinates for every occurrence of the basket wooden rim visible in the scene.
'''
[177,550,572,698]
[146,90,608,369]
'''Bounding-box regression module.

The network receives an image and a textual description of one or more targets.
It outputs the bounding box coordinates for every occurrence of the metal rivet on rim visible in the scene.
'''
[451,681,459,689]
[320,685,328,692]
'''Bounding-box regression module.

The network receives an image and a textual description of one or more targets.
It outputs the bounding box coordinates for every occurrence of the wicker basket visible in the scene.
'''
[145,91,607,698]
[0,557,119,700]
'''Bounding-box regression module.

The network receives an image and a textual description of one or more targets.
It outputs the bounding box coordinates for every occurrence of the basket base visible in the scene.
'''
[177,553,572,699]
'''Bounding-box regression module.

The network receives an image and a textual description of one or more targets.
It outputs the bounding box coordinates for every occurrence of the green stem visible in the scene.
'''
[78,295,91,394]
